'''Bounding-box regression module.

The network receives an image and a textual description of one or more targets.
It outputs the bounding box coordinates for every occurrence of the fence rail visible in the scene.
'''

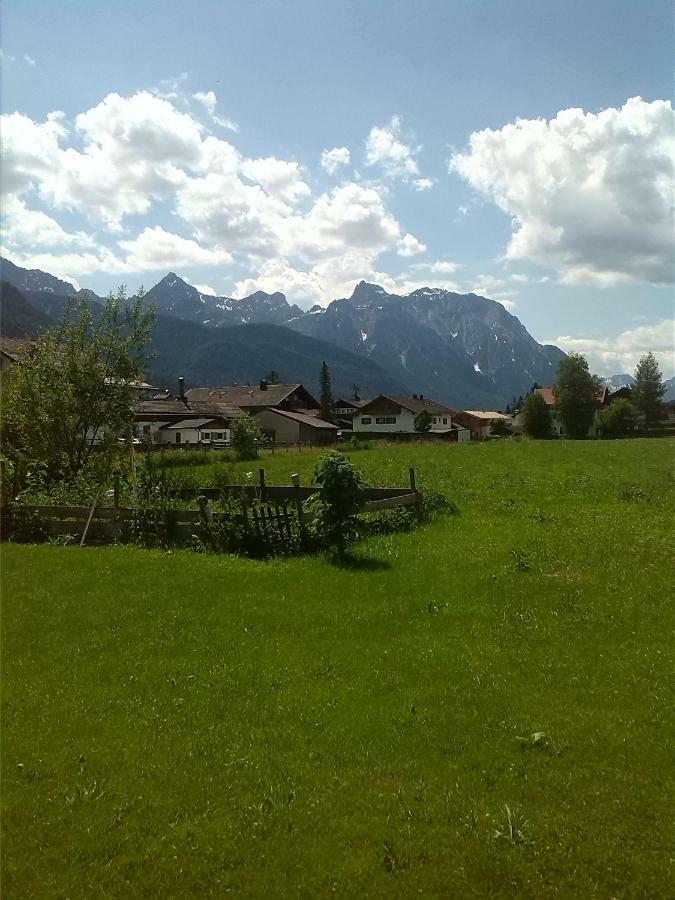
[1,467,422,550]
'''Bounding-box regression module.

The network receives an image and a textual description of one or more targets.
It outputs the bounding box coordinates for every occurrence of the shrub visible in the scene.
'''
[231,416,263,460]
[311,451,365,555]
[599,398,636,438]
[521,392,552,439]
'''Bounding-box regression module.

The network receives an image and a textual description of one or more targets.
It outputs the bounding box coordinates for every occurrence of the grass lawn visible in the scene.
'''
[2,439,674,897]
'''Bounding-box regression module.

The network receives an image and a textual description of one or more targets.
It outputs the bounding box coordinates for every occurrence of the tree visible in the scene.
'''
[312,451,364,556]
[414,409,432,433]
[230,415,263,460]
[265,370,280,385]
[598,398,636,438]
[2,288,155,483]
[554,353,602,439]
[351,384,361,402]
[632,352,665,429]
[490,417,512,437]
[521,392,552,438]
[319,360,334,422]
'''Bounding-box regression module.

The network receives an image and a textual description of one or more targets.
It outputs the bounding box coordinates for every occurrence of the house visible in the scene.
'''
[255,408,339,445]
[186,380,320,414]
[133,388,244,443]
[452,409,512,441]
[353,394,469,441]
[331,396,368,429]
[513,386,609,437]
[157,416,232,446]
[0,337,31,374]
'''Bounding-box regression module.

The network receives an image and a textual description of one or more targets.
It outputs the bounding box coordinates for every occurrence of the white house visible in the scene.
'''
[512,386,610,437]
[353,394,470,441]
[157,416,231,446]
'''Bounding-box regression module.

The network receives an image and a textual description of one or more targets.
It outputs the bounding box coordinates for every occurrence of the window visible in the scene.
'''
[361,417,372,425]
[175,433,181,444]
[214,432,223,439]
[443,417,447,425]
[375,416,397,424]
[202,432,211,439]
[432,417,438,424]
[142,424,151,435]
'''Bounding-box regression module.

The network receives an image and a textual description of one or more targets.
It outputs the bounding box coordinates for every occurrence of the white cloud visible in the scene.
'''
[414,178,434,191]
[2,247,126,281]
[451,97,675,285]
[118,226,232,270]
[192,89,239,132]
[397,233,427,257]
[321,146,351,175]
[192,283,217,296]
[365,115,421,180]
[411,260,460,275]
[548,319,675,377]
[2,196,95,249]
[23,54,36,66]
[240,157,311,205]
[192,90,217,115]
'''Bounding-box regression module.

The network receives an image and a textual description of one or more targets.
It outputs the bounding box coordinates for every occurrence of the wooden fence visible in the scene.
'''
[1,467,422,550]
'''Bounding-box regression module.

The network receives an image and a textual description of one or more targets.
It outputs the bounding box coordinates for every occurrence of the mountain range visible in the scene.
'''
[3,256,643,408]
[142,271,566,406]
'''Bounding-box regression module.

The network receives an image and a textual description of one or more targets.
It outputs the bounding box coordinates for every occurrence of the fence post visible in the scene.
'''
[113,469,122,508]
[408,466,417,492]
[291,473,306,542]
[197,494,219,551]
[258,468,266,501]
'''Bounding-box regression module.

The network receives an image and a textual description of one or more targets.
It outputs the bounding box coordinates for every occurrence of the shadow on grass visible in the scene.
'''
[329,551,392,572]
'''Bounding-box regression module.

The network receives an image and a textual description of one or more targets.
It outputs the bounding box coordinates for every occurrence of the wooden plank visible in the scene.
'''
[362,493,420,512]
[32,505,130,520]
[45,520,124,539]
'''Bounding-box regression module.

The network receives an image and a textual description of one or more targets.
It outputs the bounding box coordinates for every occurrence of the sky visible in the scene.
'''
[1,0,673,376]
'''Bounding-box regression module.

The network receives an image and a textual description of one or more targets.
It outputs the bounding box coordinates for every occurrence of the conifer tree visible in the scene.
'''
[319,361,334,422]
[632,352,665,429]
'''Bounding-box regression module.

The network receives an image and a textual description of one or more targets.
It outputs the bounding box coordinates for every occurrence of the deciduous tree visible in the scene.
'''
[414,409,433,433]
[554,354,601,439]
[2,288,155,483]
[521,392,552,438]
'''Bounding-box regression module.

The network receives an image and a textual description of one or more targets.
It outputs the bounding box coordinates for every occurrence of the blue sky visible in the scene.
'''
[2,0,673,375]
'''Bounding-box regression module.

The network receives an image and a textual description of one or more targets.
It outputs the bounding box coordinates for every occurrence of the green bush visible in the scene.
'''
[311,451,365,555]
[231,416,263,460]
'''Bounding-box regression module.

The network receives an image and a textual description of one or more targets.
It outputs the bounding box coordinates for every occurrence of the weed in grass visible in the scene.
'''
[493,804,532,846]
[510,548,533,571]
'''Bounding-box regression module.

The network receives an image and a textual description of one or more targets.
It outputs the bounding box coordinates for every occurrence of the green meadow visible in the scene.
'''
[2,438,673,897]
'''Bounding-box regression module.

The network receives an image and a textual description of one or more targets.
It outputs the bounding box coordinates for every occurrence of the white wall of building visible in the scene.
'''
[354,409,452,433]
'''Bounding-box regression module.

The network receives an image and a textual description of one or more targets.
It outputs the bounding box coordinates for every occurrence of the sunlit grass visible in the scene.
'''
[2,438,673,896]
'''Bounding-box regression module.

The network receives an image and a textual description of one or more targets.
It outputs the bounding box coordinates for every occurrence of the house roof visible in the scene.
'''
[134,399,244,419]
[333,397,368,408]
[359,394,454,416]
[186,383,319,408]
[0,336,35,361]
[258,408,339,429]
[160,417,230,430]
[462,410,511,420]
[535,386,608,407]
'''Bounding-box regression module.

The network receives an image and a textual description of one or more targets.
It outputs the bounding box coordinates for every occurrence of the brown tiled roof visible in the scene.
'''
[186,383,318,408]
[134,400,194,416]
[462,410,511,420]
[259,408,339,429]
[536,386,607,407]
[134,399,244,419]
[359,394,454,416]
[0,336,35,360]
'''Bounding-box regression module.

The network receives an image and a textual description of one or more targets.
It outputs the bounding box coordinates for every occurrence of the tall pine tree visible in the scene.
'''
[632,352,665,429]
[319,361,334,422]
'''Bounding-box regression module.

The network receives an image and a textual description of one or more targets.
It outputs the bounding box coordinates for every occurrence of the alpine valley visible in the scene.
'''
[1,258,567,406]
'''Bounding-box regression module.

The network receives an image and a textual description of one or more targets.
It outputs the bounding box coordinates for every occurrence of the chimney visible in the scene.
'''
[178,376,186,404]
[412,393,418,399]
[419,394,424,401]
[259,379,268,391]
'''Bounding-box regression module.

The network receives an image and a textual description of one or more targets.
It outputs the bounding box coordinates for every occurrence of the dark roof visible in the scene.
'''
[536,386,608,407]
[0,336,35,360]
[160,417,230,430]
[134,399,244,419]
[258,408,339,429]
[186,383,318,408]
[359,394,454,416]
